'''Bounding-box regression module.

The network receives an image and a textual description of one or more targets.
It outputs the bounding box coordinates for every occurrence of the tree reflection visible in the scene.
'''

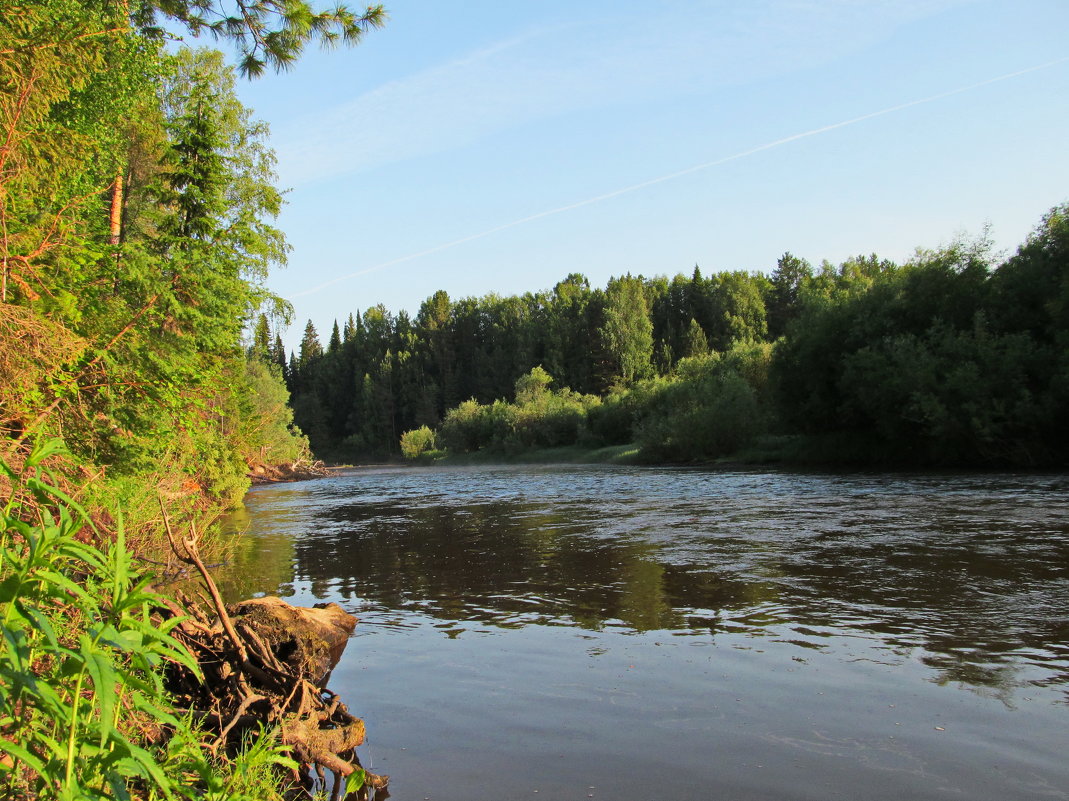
[215,495,298,603]
[224,470,1069,701]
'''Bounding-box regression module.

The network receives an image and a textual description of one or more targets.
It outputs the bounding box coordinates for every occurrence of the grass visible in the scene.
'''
[411,443,643,467]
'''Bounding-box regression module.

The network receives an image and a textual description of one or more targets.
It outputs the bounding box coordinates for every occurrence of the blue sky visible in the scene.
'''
[224,0,1069,353]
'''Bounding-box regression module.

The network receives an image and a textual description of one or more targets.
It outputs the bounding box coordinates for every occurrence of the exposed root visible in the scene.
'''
[248,458,331,484]
[156,501,388,797]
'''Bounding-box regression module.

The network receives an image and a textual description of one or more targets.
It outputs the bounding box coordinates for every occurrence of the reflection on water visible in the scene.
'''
[217,466,1069,800]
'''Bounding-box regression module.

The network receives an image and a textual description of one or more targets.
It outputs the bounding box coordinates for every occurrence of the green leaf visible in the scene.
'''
[118,740,171,795]
[24,477,89,524]
[344,765,367,792]
[0,737,47,776]
[25,439,69,470]
[105,629,145,652]
[0,574,23,604]
[35,569,88,600]
[1,626,31,669]
[58,540,108,570]
[20,604,59,650]
[80,642,118,747]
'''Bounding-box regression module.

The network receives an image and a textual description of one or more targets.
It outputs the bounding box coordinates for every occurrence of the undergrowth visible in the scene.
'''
[0,440,294,800]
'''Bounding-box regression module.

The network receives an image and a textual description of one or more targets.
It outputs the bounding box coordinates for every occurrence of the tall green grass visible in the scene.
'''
[0,440,293,800]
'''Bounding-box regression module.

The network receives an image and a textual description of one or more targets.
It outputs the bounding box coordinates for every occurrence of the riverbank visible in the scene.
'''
[407,442,642,466]
[0,440,378,799]
[404,431,1049,471]
[399,434,838,469]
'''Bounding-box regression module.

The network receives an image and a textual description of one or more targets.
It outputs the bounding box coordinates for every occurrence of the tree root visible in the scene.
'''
[157,500,388,798]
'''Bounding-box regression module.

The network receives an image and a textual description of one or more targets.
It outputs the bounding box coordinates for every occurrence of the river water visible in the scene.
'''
[218,465,1069,800]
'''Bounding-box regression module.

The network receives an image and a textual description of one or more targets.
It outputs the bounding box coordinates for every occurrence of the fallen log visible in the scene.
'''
[248,459,332,484]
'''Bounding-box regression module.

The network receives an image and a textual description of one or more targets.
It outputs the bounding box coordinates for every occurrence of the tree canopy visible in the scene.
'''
[0,0,384,502]
[279,205,1068,468]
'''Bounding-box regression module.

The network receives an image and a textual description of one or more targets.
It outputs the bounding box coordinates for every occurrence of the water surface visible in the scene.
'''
[219,465,1069,800]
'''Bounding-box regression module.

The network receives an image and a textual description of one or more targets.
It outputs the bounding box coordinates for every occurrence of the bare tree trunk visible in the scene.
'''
[108,174,123,246]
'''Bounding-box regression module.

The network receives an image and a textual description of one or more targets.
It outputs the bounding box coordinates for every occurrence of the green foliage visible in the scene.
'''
[0,442,299,800]
[585,388,645,446]
[514,365,553,405]
[771,226,1069,466]
[374,205,1067,468]
[298,319,323,369]
[767,252,812,339]
[633,345,772,461]
[600,274,654,385]
[838,323,1049,464]
[434,369,601,455]
[514,388,596,450]
[160,724,296,801]
[0,5,380,798]
[436,399,500,454]
[137,0,387,79]
[0,0,159,305]
[399,425,437,460]
[1,35,305,508]
[237,358,311,468]
[704,271,769,350]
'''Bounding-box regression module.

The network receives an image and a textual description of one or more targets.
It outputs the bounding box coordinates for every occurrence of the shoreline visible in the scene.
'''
[384,438,1069,475]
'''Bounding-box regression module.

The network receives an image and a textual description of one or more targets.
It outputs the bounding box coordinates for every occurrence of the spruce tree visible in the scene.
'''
[299,320,323,368]
[251,313,271,361]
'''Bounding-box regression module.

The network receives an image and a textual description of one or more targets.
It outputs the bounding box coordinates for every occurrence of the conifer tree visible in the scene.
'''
[299,320,323,368]
[682,318,710,358]
[135,1,387,79]
[768,252,812,339]
[272,333,288,376]
[251,313,271,360]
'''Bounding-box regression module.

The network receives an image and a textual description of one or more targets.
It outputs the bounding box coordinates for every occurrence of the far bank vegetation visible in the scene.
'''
[284,210,1069,468]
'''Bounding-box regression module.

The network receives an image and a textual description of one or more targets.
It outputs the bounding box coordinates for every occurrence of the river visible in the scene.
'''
[218,465,1069,800]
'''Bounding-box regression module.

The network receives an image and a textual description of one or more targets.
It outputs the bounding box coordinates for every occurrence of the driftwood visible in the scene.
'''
[157,503,388,798]
[248,458,332,485]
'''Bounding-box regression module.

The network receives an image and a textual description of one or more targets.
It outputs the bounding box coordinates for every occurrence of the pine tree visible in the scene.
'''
[682,318,710,358]
[140,1,387,79]
[272,333,288,377]
[287,351,300,392]
[768,252,812,339]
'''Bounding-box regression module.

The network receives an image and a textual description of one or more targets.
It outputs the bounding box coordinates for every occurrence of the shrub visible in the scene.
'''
[399,425,437,459]
[633,347,772,461]
[437,399,486,453]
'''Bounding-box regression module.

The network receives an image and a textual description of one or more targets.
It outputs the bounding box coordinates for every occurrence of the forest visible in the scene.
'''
[284,210,1069,467]
[1,0,385,798]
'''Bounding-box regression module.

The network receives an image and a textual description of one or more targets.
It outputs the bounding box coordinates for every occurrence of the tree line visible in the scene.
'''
[284,206,1069,467]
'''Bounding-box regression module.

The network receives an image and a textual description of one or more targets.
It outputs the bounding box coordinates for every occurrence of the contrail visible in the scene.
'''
[291,57,1069,299]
